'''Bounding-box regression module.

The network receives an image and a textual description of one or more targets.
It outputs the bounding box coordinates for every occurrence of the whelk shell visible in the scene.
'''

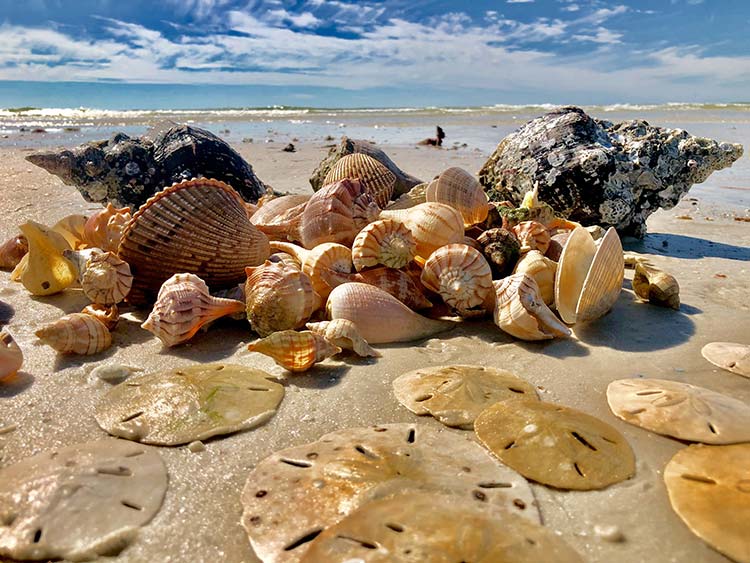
[476,227,520,278]
[380,202,464,259]
[250,194,310,227]
[326,282,453,344]
[0,329,23,381]
[35,313,112,355]
[425,167,489,227]
[268,241,308,266]
[351,219,416,271]
[17,221,77,296]
[83,203,132,252]
[63,247,105,280]
[633,263,680,310]
[81,252,133,305]
[512,221,551,254]
[52,214,88,250]
[320,266,433,310]
[141,273,245,347]
[513,250,557,306]
[81,303,120,331]
[301,242,353,300]
[323,153,396,208]
[0,234,28,270]
[306,319,380,357]
[247,330,341,372]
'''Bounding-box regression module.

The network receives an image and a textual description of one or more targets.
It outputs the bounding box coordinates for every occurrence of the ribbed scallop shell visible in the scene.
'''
[117,178,270,305]
[35,313,112,355]
[17,221,77,296]
[247,330,341,372]
[425,167,489,227]
[245,261,321,337]
[0,235,28,270]
[81,252,133,305]
[323,153,396,208]
[0,330,23,381]
[513,250,558,306]
[81,303,120,331]
[52,214,88,250]
[512,221,551,254]
[306,319,381,358]
[352,219,416,271]
[576,228,624,322]
[380,202,464,259]
[141,273,245,347]
[301,243,353,300]
[421,244,494,318]
[84,203,132,252]
[320,266,432,310]
[493,274,571,341]
[250,194,310,227]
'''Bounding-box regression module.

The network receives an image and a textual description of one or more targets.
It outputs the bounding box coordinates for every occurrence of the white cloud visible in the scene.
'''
[562,4,580,12]
[573,26,623,44]
[579,5,628,25]
[267,9,321,28]
[507,0,535,3]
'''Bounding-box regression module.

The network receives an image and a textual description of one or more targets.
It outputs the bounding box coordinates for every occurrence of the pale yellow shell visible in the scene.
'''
[512,221,551,254]
[320,266,432,310]
[513,250,558,306]
[35,313,112,355]
[323,153,396,208]
[247,330,341,373]
[0,330,23,381]
[81,303,120,331]
[301,243,353,300]
[380,202,464,259]
[83,203,132,252]
[421,244,494,318]
[141,273,245,347]
[351,219,416,271]
[425,167,489,227]
[633,263,680,310]
[493,274,571,341]
[17,221,77,296]
[305,319,381,358]
[52,214,88,250]
[81,252,133,305]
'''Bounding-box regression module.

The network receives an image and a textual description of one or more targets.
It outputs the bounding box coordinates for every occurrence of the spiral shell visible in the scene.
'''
[81,303,120,331]
[425,167,489,227]
[52,214,88,250]
[84,203,132,252]
[81,252,133,305]
[513,250,558,306]
[35,313,112,355]
[268,241,309,266]
[17,221,77,296]
[512,221,551,255]
[421,244,494,318]
[320,266,432,310]
[247,330,341,372]
[0,330,23,381]
[141,273,245,347]
[633,263,680,310]
[323,153,396,208]
[380,202,464,260]
[306,319,380,358]
[476,228,520,278]
[301,243,353,300]
[63,248,105,280]
[352,219,416,271]
[0,235,28,270]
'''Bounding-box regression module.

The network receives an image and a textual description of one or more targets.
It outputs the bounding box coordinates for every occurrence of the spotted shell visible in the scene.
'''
[0,235,28,270]
[81,252,133,305]
[17,221,77,296]
[301,243,353,300]
[319,266,432,310]
[323,153,396,208]
[35,313,112,355]
[306,319,381,358]
[380,202,464,259]
[421,244,494,318]
[512,221,551,255]
[117,178,270,306]
[81,303,120,331]
[84,203,132,252]
[247,330,341,372]
[425,167,489,227]
[352,219,416,271]
[513,250,557,306]
[0,330,23,381]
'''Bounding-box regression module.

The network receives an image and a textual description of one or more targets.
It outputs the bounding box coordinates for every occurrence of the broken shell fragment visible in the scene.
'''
[0,330,23,381]
[701,342,750,378]
[351,219,416,271]
[81,252,133,305]
[247,330,341,372]
[52,214,88,250]
[633,263,680,310]
[323,152,396,208]
[35,313,112,355]
[83,203,132,252]
[513,250,557,306]
[17,221,77,296]
[425,167,490,227]
[81,303,120,331]
[305,319,380,357]
[0,234,28,270]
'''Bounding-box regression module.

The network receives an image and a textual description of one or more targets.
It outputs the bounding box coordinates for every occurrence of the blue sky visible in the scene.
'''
[0,0,748,107]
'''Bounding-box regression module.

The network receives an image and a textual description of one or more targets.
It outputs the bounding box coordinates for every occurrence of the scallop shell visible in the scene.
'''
[320,266,433,310]
[493,273,571,341]
[52,214,88,250]
[245,261,321,337]
[81,303,120,331]
[476,228,520,278]
[575,228,624,322]
[305,319,381,358]
[380,202,464,259]
[0,329,23,381]
[247,330,341,372]
[35,313,112,355]
[512,221,551,254]
[0,234,28,270]
[17,221,77,296]
[421,244,494,318]
[633,263,680,310]
[84,203,132,252]
[141,273,245,347]
[301,243,353,300]
[352,219,416,271]
[250,194,311,227]
[326,282,453,344]
[117,178,270,306]
[323,153,396,208]
[513,250,557,306]
[81,252,133,305]
[425,167,489,227]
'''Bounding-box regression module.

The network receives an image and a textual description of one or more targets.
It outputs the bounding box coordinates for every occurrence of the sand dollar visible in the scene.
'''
[701,342,750,378]
[664,443,750,563]
[0,439,167,561]
[607,378,750,444]
[300,491,582,563]
[241,423,538,563]
[95,363,284,446]
[393,365,538,429]
[474,399,635,490]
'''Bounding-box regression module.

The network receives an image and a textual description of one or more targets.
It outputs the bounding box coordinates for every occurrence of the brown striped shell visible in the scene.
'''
[425,167,489,227]
[83,203,132,252]
[35,313,112,355]
[0,234,28,270]
[319,266,432,310]
[81,252,133,305]
[301,243,353,300]
[512,221,551,255]
[351,219,416,271]
[117,178,270,306]
[247,330,341,372]
[305,319,381,358]
[323,153,396,208]
[421,244,494,318]
[513,250,557,306]
[380,202,464,260]
[81,303,120,331]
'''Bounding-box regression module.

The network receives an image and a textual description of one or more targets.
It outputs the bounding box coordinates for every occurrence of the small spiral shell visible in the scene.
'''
[0,235,28,270]
[306,319,381,358]
[301,243,353,300]
[0,330,23,381]
[35,313,112,355]
[512,221,551,255]
[247,330,341,372]
[81,252,133,305]
[81,303,120,331]
[352,219,416,271]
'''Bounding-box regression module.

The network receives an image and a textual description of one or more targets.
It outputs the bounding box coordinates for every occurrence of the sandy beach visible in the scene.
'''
[1,130,749,563]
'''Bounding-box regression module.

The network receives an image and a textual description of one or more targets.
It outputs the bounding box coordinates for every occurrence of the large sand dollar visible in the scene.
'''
[0,439,167,561]
[392,365,538,429]
[664,443,750,563]
[95,363,284,445]
[241,423,538,563]
[475,399,635,490]
[701,342,750,378]
[300,491,582,563]
[607,378,750,444]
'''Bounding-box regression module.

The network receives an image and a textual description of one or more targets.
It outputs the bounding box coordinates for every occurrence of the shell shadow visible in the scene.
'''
[156,322,251,362]
[625,233,750,261]
[29,290,91,314]
[0,300,15,326]
[0,371,34,397]
[53,345,118,372]
[281,363,352,390]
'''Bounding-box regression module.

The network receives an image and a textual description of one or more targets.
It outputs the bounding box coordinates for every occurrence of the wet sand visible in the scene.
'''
[1,141,749,563]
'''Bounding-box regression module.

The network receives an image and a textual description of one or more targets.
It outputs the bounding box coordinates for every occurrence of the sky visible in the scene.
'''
[0,0,748,107]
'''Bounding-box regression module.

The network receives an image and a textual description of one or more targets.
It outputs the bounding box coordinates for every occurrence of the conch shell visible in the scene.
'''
[420,244,494,318]
[633,263,680,310]
[306,319,381,357]
[81,252,133,305]
[476,228,520,278]
[513,250,557,306]
[512,221,551,255]
[493,273,571,341]
[35,313,112,355]
[0,330,23,381]
[268,241,308,267]
[320,266,432,310]
[141,273,245,347]
[351,219,416,271]
[380,202,464,259]
[247,330,341,372]
[84,203,132,252]
[81,303,120,331]
[425,167,489,227]
[0,234,28,270]
[16,221,77,296]
[323,153,396,208]
[301,243,353,300]
[326,282,453,344]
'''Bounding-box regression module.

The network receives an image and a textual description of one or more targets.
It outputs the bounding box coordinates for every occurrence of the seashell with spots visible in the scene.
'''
[352,219,416,271]
[35,313,112,355]
[476,228,520,278]
[247,330,341,372]
[15,221,77,296]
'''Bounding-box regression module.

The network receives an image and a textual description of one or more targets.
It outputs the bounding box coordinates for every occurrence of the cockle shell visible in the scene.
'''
[141,273,245,347]
[0,329,23,381]
[81,252,133,305]
[52,214,88,250]
[320,266,433,310]
[633,263,680,310]
[425,167,489,227]
[380,202,464,259]
[0,234,28,270]
[326,282,453,344]
[493,273,571,341]
[245,261,321,337]
[351,219,416,271]
[306,319,381,357]
[512,221,551,254]
[250,194,311,227]
[301,242,353,300]
[247,330,341,372]
[476,228,521,278]
[118,178,270,305]
[323,153,397,208]
[17,221,77,296]
[81,303,120,331]
[83,203,132,252]
[35,313,112,355]
[421,244,494,318]
[513,250,558,306]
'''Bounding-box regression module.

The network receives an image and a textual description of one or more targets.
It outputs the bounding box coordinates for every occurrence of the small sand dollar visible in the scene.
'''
[95,363,284,446]
[664,443,750,563]
[300,491,582,563]
[0,439,167,561]
[241,423,538,563]
[607,378,750,444]
[701,342,750,378]
[393,365,538,429]
[475,399,635,490]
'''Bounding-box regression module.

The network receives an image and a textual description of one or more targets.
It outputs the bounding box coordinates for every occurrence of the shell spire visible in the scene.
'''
[247,330,341,372]
[35,313,112,355]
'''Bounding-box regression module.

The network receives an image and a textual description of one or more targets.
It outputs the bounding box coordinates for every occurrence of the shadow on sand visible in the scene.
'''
[625,232,750,261]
